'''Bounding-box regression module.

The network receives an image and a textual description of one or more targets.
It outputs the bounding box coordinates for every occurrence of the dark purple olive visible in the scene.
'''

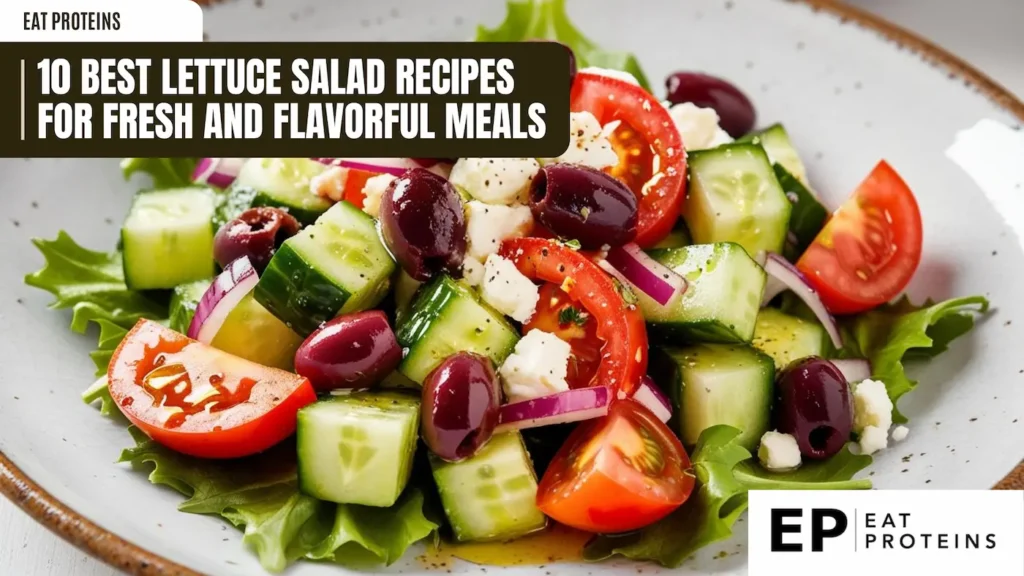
[529,163,638,249]
[410,158,456,168]
[421,352,500,462]
[664,72,757,138]
[774,357,853,460]
[527,39,577,87]
[214,207,300,273]
[294,311,401,392]
[380,168,466,282]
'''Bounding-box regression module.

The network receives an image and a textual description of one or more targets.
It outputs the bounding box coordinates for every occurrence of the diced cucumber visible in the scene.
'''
[297,391,420,507]
[210,293,303,370]
[396,275,520,385]
[168,279,211,333]
[651,344,773,450]
[640,243,766,343]
[774,164,828,261]
[234,158,334,225]
[430,431,547,542]
[211,185,257,231]
[121,187,216,290]
[255,200,395,336]
[394,269,424,326]
[751,307,826,371]
[651,222,691,249]
[683,143,792,259]
[742,123,810,188]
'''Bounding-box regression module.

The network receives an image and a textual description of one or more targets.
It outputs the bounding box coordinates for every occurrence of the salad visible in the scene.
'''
[25,0,990,572]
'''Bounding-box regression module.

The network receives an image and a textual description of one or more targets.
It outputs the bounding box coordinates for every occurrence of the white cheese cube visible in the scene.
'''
[541,111,619,170]
[465,201,534,261]
[757,431,802,471]
[448,158,540,205]
[461,256,485,287]
[479,254,539,323]
[360,173,396,218]
[668,102,734,151]
[498,330,572,403]
[852,378,894,433]
[858,425,888,455]
[891,425,910,443]
[578,66,640,86]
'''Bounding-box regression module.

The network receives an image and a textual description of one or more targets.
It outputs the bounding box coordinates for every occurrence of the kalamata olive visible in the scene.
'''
[529,163,638,249]
[213,207,300,273]
[410,158,456,168]
[421,352,500,462]
[294,311,401,391]
[774,357,853,460]
[380,168,467,282]
[664,72,757,137]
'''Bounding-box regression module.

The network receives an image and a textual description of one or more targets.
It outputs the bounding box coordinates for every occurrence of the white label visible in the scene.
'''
[0,0,203,42]
[749,490,1024,575]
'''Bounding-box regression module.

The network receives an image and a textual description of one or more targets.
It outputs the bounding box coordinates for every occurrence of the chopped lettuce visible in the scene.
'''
[838,295,990,422]
[476,0,651,90]
[120,157,199,189]
[583,426,871,567]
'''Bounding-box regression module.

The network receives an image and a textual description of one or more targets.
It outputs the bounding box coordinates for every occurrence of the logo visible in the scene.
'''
[770,508,848,552]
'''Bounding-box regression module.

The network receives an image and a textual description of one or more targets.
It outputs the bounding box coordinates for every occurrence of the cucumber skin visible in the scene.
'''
[212,185,257,231]
[254,241,351,336]
[252,190,326,226]
[774,164,828,261]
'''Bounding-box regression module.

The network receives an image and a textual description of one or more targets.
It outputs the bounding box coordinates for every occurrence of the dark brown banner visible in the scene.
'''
[0,42,571,158]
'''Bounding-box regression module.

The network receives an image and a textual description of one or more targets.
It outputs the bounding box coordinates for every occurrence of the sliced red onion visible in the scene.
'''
[313,158,452,179]
[829,359,871,384]
[187,257,258,343]
[603,243,686,306]
[495,387,610,433]
[631,376,672,423]
[192,158,245,189]
[761,253,843,349]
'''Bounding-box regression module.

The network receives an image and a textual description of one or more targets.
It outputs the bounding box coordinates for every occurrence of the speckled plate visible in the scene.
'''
[1,0,1023,574]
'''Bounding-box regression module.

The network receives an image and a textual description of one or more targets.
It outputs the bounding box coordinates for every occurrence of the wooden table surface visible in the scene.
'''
[2,1,1023,574]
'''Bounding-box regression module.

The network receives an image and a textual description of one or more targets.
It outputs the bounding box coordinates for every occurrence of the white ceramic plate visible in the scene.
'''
[2,0,1023,574]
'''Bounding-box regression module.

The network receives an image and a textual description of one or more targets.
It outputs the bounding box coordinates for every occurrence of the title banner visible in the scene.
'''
[0,42,571,157]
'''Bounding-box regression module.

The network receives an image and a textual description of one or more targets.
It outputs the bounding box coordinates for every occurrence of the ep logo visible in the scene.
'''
[771,508,848,552]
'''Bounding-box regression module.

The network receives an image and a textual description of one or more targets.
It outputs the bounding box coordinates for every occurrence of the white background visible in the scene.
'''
[1,0,1022,574]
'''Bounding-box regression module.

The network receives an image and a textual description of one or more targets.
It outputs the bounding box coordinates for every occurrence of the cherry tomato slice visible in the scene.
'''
[571,72,687,248]
[537,400,695,533]
[523,283,603,389]
[796,161,923,314]
[108,319,316,459]
[499,238,648,395]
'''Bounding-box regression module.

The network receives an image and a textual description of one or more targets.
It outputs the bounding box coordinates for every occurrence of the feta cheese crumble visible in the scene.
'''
[891,425,910,443]
[461,256,485,287]
[480,254,539,323]
[359,173,396,218]
[465,201,534,261]
[541,111,619,170]
[309,166,347,202]
[498,330,572,403]
[578,66,640,86]
[758,431,802,471]
[667,102,734,151]
[852,378,894,455]
[448,157,540,205]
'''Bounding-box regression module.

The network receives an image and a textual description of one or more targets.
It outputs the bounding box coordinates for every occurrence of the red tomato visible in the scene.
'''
[571,72,687,248]
[341,168,381,208]
[523,283,603,389]
[797,161,923,314]
[499,238,648,395]
[108,319,316,459]
[537,400,695,533]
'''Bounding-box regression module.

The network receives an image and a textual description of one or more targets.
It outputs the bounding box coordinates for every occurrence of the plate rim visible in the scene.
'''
[2,0,1022,574]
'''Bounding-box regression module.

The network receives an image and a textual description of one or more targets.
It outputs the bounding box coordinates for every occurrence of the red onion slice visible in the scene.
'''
[193,158,246,189]
[312,158,452,180]
[495,387,611,433]
[829,359,871,383]
[761,253,843,349]
[187,257,259,343]
[631,376,672,423]
[603,243,687,306]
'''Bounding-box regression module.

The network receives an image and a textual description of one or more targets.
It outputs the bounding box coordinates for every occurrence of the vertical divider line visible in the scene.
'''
[20,60,26,141]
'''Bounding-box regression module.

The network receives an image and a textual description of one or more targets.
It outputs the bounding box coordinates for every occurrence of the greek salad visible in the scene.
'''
[26,0,990,572]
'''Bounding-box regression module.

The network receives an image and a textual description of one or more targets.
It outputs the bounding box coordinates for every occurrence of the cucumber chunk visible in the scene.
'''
[430,431,547,542]
[211,185,257,231]
[651,344,773,450]
[168,279,211,333]
[742,123,810,187]
[751,307,825,371]
[297,391,420,507]
[650,222,691,249]
[683,143,791,259]
[396,275,519,385]
[210,293,303,370]
[773,164,828,261]
[234,158,334,225]
[121,187,216,290]
[640,243,766,343]
[255,200,395,336]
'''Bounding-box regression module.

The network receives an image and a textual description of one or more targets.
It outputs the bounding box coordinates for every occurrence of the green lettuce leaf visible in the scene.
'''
[81,376,123,421]
[839,295,990,422]
[120,158,199,189]
[476,0,650,90]
[583,426,871,567]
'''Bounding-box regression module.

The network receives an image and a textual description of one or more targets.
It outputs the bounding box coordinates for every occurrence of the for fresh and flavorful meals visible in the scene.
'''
[25,1,990,572]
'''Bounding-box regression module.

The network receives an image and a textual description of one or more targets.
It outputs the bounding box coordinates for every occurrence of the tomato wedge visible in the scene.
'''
[341,168,381,208]
[537,400,695,533]
[523,283,603,389]
[571,72,687,248]
[108,319,316,459]
[797,161,923,314]
[499,238,648,395]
